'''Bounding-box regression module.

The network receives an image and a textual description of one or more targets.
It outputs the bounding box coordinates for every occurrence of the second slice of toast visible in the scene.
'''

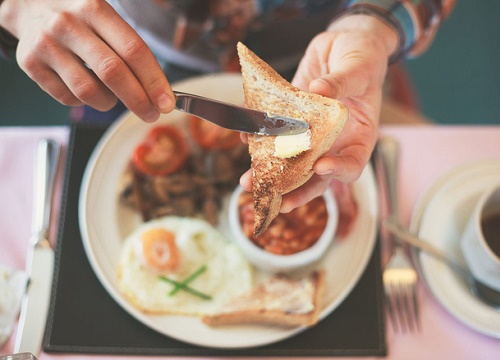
[202,270,325,327]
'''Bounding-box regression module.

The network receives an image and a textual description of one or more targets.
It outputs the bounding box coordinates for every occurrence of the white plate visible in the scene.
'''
[79,73,378,349]
[409,160,500,338]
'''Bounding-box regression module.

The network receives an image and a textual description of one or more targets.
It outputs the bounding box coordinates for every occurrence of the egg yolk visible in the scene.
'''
[141,228,180,272]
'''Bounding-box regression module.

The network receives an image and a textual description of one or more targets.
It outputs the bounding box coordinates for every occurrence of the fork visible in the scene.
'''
[376,136,420,334]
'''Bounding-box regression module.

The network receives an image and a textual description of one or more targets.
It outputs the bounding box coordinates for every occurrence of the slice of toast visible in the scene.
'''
[237,42,348,236]
[202,270,325,327]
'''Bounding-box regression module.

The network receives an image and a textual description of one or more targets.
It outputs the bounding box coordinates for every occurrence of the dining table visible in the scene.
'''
[1,123,500,360]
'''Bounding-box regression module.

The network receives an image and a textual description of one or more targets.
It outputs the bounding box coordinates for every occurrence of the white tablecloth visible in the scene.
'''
[1,125,500,359]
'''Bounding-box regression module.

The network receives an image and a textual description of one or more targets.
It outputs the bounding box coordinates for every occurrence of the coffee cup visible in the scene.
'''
[460,184,500,291]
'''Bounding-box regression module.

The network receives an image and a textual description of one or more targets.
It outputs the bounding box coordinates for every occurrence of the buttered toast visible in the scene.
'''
[202,270,325,327]
[236,42,348,237]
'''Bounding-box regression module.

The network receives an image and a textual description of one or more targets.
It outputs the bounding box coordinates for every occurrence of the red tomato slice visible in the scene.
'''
[189,115,241,150]
[132,125,188,176]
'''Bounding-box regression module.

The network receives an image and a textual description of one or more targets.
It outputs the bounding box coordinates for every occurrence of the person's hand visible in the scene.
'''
[241,14,398,213]
[0,0,175,122]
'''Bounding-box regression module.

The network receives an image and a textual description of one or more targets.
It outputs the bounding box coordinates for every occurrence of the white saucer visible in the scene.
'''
[409,160,500,338]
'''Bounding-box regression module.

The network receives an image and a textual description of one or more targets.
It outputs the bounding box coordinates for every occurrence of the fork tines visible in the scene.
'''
[384,260,421,333]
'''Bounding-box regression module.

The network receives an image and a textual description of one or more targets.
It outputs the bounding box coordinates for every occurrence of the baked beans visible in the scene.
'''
[238,192,329,255]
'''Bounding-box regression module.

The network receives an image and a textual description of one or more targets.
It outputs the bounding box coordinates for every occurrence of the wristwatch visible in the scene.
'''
[339,0,445,63]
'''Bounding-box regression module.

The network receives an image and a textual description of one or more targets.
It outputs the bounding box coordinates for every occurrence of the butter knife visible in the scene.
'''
[14,139,61,355]
[174,91,309,136]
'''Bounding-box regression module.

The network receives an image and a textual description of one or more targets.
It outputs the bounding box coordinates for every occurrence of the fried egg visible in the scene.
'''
[117,216,254,316]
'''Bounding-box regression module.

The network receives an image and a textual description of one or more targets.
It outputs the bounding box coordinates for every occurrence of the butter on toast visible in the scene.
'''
[202,270,325,327]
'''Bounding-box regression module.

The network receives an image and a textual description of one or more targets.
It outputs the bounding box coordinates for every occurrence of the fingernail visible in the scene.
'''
[280,200,293,214]
[317,169,333,176]
[157,93,173,112]
[143,110,160,123]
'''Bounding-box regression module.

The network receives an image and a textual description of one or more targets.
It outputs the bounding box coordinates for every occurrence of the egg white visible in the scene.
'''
[117,216,254,316]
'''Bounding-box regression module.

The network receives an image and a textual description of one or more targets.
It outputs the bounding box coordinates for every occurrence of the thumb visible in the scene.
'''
[309,58,371,100]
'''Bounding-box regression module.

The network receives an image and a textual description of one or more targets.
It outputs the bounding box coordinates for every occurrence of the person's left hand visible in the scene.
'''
[240,14,398,213]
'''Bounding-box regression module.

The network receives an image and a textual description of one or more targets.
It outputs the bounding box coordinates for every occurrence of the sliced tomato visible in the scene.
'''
[189,115,241,150]
[132,125,188,176]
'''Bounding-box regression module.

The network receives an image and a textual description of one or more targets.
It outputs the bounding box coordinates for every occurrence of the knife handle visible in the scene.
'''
[375,136,400,221]
[31,139,60,246]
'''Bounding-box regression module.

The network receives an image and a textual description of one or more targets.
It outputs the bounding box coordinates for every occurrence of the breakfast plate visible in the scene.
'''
[409,160,500,338]
[79,73,378,348]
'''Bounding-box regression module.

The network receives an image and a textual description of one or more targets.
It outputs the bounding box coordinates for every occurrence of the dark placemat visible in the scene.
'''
[44,122,386,357]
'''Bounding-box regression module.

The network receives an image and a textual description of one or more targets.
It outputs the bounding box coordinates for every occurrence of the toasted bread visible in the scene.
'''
[236,42,348,236]
[202,270,325,327]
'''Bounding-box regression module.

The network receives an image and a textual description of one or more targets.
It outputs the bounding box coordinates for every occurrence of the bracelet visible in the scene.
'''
[0,0,18,60]
[339,0,443,63]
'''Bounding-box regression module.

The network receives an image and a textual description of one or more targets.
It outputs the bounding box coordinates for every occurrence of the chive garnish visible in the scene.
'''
[168,265,207,296]
[158,265,212,300]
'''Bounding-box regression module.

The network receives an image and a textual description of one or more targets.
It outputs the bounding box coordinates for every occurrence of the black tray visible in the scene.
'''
[43,122,386,357]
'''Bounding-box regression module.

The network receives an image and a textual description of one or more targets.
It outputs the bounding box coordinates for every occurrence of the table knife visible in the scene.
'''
[174,91,309,136]
[14,139,61,355]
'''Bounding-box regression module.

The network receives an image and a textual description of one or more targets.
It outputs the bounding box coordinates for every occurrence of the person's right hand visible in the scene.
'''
[0,0,175,122]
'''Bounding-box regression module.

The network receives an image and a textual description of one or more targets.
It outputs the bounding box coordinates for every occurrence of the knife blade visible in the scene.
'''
[174,91,309,136]
[14,139,61,355]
